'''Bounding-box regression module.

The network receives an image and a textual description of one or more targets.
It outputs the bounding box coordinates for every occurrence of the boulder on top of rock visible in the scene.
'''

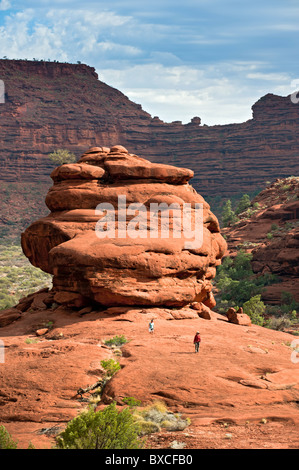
[21,145,227,309]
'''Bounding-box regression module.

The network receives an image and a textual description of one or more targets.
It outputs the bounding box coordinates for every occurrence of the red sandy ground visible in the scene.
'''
[0,305,299,449]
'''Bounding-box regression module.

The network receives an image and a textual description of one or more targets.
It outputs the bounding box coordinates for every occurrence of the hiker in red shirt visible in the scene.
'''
[194,331,201,353]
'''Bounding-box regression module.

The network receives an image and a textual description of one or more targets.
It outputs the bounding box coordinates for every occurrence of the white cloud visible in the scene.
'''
[0,0,11,11]
[0,3,297,125]
[98,62,294,125]
[247,72,291,82]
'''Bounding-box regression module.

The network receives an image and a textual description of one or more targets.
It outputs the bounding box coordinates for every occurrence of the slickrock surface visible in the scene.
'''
[0,297,299,449]
[21,146,226,309]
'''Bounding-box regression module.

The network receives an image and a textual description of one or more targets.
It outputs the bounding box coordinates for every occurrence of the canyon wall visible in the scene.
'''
[0,59,299,198]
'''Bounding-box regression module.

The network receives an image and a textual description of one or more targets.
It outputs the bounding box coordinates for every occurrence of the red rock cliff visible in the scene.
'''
[0,59,299,198]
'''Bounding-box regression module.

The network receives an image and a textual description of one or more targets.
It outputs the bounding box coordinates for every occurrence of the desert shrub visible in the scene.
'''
[136,419,161,435]
[0,425,18,449]
[123,396,142,407]
[100,359,121,377]
[55,403,144,449]
[243,295,265,326]
[0,243,52,309]
[222,200,239,227]
[104,335,128,347]
[280,292,299,313]
[48,148,76,165]
[264,292,298,331]
[265,315,292,331]
[132,400,190,436]
[235,194,251,215]
[0,292,17,310]
[215,251,278,308]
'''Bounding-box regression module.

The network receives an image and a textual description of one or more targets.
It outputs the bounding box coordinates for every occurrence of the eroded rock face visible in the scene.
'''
[222,177,299,303]
[21,146,226,308]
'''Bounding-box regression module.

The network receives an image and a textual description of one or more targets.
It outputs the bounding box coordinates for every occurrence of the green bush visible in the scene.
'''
[243,295,265,326]
[222,200,239,227]
[55,403,144,449]
[104,335,128,347]
[235,194,251,215]
[123,396,142,407]
[100,359,121,377]
[214,250,277,307]
[0,425,34,449]
[265,315,292,331]
[132,400,190,436]
[48,148,77,165]
[0,425,18,449]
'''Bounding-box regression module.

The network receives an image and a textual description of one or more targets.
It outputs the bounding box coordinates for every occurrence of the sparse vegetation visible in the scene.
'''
[214,250,277,318]
[55,402,145,449]
[235,194,251,215]
[0,425,34,449]
[25,338,39,344]
[0,425,18,449]
[243,295,265,326]
[100,359,121,377]
[48,148,77,165]
[132,400,190,435]
[123,396,142,408]
[215,252,298,329]
[104,335,128,347]
[0,243,52,310]
[221,199,239,227]
[264,292,298,331]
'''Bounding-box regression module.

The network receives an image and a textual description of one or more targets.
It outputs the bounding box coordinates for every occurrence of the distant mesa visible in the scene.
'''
[0,59,298,200]
[21,145,227,310]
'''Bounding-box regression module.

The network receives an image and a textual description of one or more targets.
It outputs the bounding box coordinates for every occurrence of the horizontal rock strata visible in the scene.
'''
[21,145,227,308]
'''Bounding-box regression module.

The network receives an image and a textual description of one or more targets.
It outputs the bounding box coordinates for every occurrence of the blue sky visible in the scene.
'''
[0,0,298,124]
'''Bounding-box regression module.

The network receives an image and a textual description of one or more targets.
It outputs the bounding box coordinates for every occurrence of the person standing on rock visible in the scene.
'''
[194,331,201,353]
[149,319,154,334]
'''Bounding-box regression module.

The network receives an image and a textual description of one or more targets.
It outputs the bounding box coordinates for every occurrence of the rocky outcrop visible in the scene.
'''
[0,59,299,200]
[226,307,252,326]
[223,177,299,303]
[21,145,226,308]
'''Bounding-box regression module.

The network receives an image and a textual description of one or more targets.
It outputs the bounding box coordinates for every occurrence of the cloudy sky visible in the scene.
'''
[0,0,298,124]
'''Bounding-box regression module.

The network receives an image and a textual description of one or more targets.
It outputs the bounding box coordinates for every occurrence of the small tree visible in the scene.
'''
[235,194,251,215]
[55,403,144,449]
[101,359,121,377]
[243,295,265,326]
[0,425,18,449]
[222,200,238,227]
[48,148,76,165]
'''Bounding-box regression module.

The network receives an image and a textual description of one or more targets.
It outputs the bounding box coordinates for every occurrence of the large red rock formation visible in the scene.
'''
[21,146,226,308]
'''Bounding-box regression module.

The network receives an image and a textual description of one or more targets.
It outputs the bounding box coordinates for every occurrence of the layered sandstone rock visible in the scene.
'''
[222,177,299,303]
[0,59,298,201]
[21,145,227,308]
